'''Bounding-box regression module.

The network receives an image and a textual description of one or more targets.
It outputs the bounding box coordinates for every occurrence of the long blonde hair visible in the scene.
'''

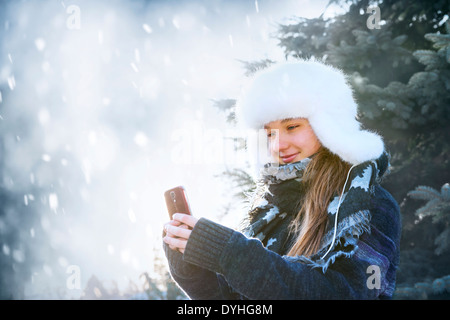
[286,147,351,257]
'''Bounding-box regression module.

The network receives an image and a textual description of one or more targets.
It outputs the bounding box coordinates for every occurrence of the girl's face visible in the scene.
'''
[264,118,321,164]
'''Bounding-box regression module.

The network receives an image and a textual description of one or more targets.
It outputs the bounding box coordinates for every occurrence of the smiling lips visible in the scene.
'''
[280,153,299,163]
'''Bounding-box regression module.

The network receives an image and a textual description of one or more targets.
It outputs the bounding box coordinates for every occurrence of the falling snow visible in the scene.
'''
[0,0,328,300]
[142,23,153,34]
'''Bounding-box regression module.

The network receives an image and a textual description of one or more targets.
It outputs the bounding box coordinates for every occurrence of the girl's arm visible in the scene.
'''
[165,189,400,300]
[181,217,393,300]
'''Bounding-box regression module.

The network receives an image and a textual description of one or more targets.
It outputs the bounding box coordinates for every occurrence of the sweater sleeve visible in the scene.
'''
[162,240,240,299]
[183,207,400,300]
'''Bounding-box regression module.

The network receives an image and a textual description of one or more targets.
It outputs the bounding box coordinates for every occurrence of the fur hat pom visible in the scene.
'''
[236,60,384,165]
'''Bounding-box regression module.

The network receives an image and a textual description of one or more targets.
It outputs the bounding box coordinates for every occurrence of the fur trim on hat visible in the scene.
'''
[236,60,384,165]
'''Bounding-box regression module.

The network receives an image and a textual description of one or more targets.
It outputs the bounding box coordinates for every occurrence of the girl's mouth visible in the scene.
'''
[280,153,299,163]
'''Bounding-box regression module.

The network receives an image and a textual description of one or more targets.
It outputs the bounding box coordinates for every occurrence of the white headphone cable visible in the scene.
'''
[320,164,357,260]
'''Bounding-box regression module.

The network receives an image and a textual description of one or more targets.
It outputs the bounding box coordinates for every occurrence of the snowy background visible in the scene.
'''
[0,0,335,299]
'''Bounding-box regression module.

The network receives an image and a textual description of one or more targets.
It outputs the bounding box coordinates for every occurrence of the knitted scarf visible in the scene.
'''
[243,152,390,272]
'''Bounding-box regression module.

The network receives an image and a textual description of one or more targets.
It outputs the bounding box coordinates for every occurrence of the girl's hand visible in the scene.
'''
[163,213,198,254]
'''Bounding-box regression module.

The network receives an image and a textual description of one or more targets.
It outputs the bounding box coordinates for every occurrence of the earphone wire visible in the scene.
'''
[320,164,357,260]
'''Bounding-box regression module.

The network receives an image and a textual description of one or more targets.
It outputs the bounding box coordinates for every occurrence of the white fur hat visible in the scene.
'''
[236,60,384,165]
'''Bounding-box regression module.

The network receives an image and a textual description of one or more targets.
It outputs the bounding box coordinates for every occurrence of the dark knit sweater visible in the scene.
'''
[163,157,401,300]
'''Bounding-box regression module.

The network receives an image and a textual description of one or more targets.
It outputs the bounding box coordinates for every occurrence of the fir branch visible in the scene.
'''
[210,98,236,112]
[394,274,450,299]
[408,185,442,201]
[435,228,450,256]
[408,183,450,254]
[236,59,275,77]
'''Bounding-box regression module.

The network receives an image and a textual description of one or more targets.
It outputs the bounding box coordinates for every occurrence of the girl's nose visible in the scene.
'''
[269,130,289,154]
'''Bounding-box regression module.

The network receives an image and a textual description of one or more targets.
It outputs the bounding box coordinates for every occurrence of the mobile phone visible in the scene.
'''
[164,186,192,219]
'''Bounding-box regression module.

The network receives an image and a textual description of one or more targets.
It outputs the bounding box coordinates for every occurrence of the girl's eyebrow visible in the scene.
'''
[281,117,305,123]
[264,118,304,129]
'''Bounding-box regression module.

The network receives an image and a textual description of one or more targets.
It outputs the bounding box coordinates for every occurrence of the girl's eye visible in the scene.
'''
[287,124,300,130]
[267,130,276,138]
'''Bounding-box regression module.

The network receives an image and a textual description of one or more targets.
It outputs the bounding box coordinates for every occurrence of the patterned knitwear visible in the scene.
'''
[163,152,401,299]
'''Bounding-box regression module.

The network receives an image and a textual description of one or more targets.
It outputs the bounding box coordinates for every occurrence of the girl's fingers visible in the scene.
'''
[163,234,187,250]
[166,224,191,239]
[163,215,196,253]
[166,220,182,227]
[172,213,198,229]
[163,219,190,233]
[163,220,186,235]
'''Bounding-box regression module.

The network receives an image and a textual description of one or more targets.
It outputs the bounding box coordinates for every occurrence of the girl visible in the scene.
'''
[162,60,401,299]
